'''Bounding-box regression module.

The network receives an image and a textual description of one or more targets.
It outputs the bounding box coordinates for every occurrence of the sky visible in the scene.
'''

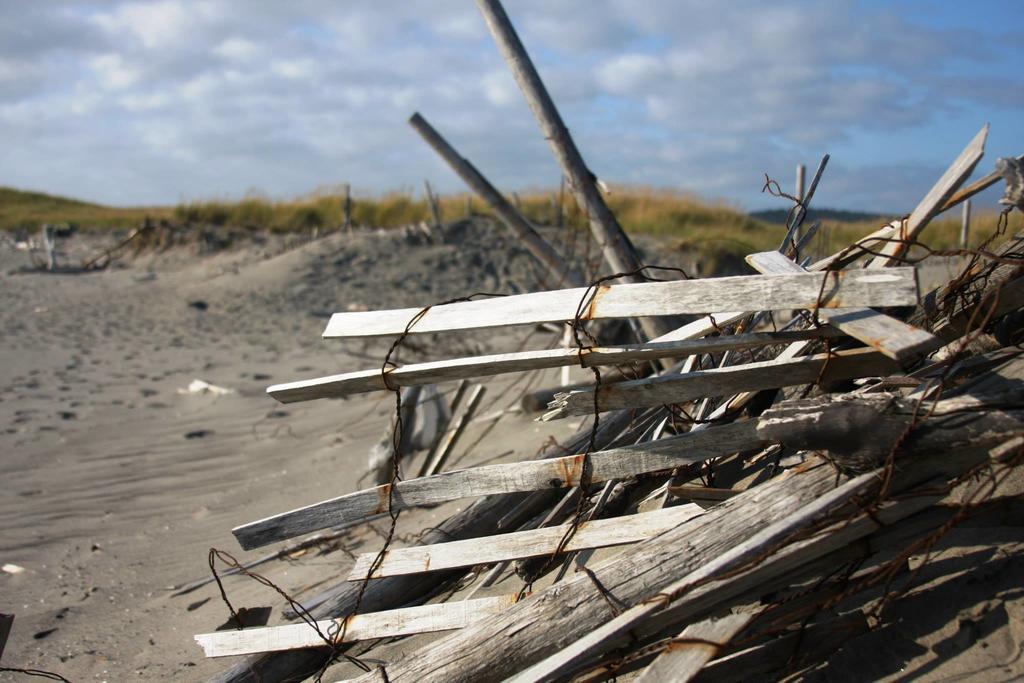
[1,0,1021,212]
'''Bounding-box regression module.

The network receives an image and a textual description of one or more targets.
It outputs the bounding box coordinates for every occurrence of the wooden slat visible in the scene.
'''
[667,485,739,501]
[322,270,920,338]
[347,505,703,580]
[868,124,987,268]
[745,251,940,363]
[268,328,842,403]
[194,595,518,658]
[635,613,753,683]
[421,384,486,476]
[543,347,899,420]
[232,420,765,550]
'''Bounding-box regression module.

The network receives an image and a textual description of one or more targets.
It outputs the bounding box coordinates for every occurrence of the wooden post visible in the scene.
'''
[424,180,442,229]
[557,176,565,228]
[475,0,677,339]
[960,198,971,249]
[409,112,582,287]
[40,224,55,271]
[343,183,352,232]
[465,195,472,218]
[794,163,806,246]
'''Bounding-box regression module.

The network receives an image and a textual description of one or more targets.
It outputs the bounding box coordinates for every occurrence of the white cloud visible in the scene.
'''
[89,53,141,89]
[215,37,260,62]
[92,0,198,50]
[0,0,1019,212]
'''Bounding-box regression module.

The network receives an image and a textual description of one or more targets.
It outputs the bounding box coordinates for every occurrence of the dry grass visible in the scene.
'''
[0,187,172,232]
[2,184,1011,265]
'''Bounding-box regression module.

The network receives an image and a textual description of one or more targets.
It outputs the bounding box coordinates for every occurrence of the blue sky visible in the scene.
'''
[0,1,1020,212]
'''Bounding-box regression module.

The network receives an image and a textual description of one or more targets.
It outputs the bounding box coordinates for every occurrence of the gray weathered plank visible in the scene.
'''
[474,0,680,339]
[233,420,765,550]
[347,505,703,580]
[268,328,842,403]
[410,112,583,287]
[745,251,940,362]
[868,124,987,268]
[543,347,898,420]
[322,270,919,338]
[635,613,753,683]
[194,595,518,658]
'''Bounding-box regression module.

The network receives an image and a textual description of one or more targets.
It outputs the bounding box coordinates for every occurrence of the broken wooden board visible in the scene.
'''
[232,420,765,550]
[635,613,753,683]
[868,124,987,268]
[745,251,940,363]
[347,504,704,580]
[322,270,920,338]
[543,347,899,420]
[194,594,518,658]
[268,328,843,402]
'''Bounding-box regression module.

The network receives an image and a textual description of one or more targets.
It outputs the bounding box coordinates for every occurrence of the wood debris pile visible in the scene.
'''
[193,2,1024,681]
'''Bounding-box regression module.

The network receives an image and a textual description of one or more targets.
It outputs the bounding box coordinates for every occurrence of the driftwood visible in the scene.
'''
[745,251,940,362]
[474,0,679,340]
[409,112,583,287]
[347,379,1022,682]
[867,124,987,268]
[209,409,645,683]
[692,611,870,683]
[635,613,752,683]
[232,419,765,550]
[268,328,842,402]
[419,383,485,477]
[543,347,897,420]
[346,504,702,580]
[323,269,919,338]
[422,180,441,229]
[195,595,518,658]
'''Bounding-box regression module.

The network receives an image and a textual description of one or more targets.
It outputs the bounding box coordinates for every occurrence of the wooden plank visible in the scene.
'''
[745,251,940,363]
[409,113,583,287]
[194,595,518,658]
[868,124,987,268]
[268,328,842,403]
[667,486,739,501]
[693,612,869,683]
[210,410,642,683]
[503,487,941,683]
[322,270,920,338]
[421,384,486,477]
[351,409,987,683]
[635,613,753,683]
[542,347,898,420]
[347,505,703,580]
[232,420,765,550]
[474,0,680,340]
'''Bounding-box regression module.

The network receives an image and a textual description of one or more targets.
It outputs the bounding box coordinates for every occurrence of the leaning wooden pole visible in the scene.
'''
[475,0,677,338]
[409,112,583,287]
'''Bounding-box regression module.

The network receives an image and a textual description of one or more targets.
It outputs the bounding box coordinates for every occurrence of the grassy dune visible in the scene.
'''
[0,187,173,231]
[0,185,1010,260]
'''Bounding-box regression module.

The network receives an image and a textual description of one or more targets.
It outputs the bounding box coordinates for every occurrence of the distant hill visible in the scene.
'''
[749,207,895,225]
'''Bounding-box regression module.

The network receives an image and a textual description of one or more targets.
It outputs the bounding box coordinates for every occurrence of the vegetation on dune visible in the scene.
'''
[0,184,1010,263]
[0,186,172,231]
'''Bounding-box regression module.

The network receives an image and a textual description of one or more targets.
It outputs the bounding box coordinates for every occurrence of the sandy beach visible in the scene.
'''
[2,221,1022,682]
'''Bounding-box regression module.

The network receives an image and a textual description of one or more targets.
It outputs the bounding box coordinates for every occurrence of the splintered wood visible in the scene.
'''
[194,12,1024,682]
